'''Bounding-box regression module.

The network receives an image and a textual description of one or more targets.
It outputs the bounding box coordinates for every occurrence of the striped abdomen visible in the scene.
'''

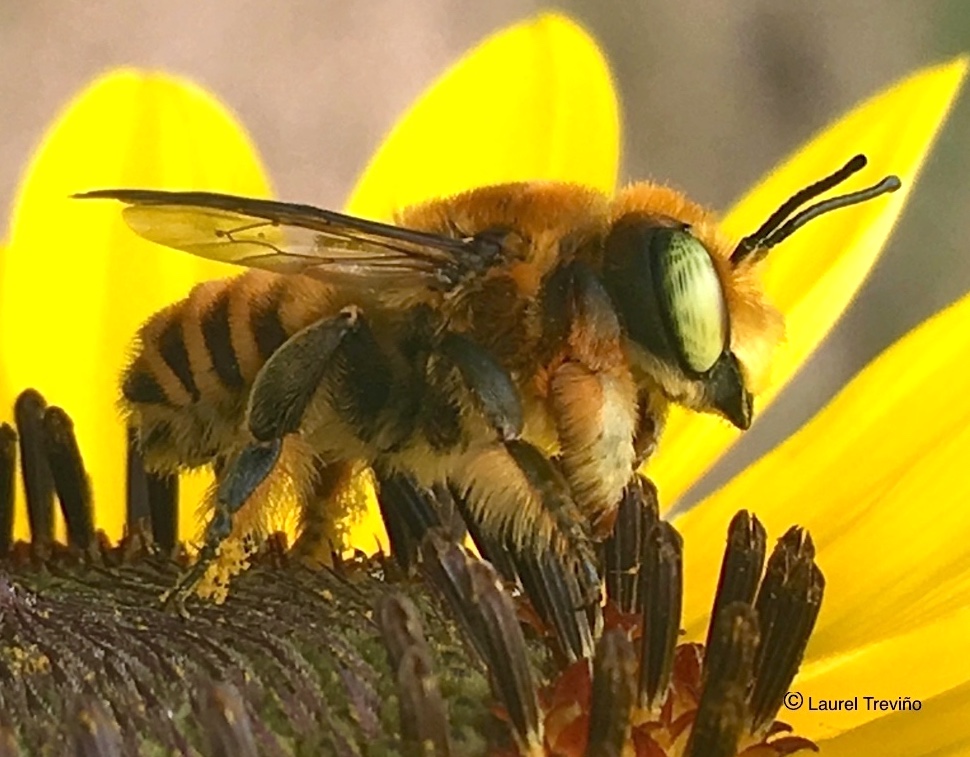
[122,270,335,472]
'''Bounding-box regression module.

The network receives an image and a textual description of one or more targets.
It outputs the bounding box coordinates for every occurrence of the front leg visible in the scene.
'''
[633,385,669,467]
[541,261,640,538]
[549,362,637,537]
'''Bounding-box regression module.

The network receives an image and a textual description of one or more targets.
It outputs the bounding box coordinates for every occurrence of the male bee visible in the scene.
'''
[78,155,898,591]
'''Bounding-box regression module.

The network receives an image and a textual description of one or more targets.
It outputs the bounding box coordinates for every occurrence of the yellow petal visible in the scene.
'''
[814,680,970,755]
[0,70,270,542]
[816,686,970,757]
[345,12,619,221]
[818,692,970,757]
[649,57,967,505]
[676,289,970,661]
[783,606,970,742]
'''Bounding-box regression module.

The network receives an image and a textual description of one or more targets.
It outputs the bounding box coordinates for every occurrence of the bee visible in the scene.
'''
[78,155,898,592]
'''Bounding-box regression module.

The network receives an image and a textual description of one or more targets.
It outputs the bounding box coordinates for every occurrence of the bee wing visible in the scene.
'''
[76,189,504,292]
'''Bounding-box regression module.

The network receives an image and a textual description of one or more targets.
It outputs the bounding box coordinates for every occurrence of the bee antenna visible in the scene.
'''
[756,174,901,254]
[730,154,898,265]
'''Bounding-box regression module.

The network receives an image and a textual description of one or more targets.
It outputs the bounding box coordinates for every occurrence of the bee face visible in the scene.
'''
[602,217,752,429]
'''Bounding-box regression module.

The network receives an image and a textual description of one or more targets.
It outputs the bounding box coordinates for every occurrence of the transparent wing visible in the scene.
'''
[76,189,505,291]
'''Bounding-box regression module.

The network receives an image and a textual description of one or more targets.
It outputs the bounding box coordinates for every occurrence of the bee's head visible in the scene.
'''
[603,155,900,430]
[603,219,753,428]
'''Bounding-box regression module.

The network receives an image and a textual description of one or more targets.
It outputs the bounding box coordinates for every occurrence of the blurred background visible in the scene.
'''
[1,0,968,505]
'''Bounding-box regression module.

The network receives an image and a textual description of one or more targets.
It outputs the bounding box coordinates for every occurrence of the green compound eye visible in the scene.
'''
[656,231,727,373]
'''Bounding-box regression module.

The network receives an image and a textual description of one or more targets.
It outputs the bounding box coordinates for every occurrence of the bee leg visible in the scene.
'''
[362,327,524,569]
[261,307,403,559]
[232,309,379,565]
[434,332,524,442]
[290,459,356,564]
[246,308,363,443]
[541,261,639,538]
[214,439,284,512]
[160,440,281,614]
[449,478,599,661]
[446,481,518,583]
[373,468,447,571]
[451,439,599,593]
[633,387,669,467]
[159,511,228,617]
[422,327,586,569]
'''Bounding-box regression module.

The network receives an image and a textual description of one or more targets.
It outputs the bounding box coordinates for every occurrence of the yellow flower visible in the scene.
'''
[0,12,966,753]
[0,71,270,542]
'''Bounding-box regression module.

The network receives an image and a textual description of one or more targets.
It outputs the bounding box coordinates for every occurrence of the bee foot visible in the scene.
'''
[374,468,443,572]
[159,577,198,619]
[159,539,219,617]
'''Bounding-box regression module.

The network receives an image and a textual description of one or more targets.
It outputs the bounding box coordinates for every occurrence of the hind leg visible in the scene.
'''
[290,459,368,565]
[160,438,283,612]
[161,309,383,602]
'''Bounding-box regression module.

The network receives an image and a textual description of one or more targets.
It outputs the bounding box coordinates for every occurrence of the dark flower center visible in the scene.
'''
[0,389,825,756]
[421,480,825,756]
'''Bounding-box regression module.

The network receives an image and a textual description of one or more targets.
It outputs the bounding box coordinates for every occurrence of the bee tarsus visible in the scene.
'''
[216,440,283,511]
